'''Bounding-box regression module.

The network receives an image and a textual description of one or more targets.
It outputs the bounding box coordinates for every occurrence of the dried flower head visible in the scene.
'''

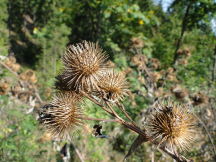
[147,100,197,151]
[191,92,208,106]
[0,81,9,95]
[39,91,83,139]
[131,54,148,68]
[20,70,37,83]
[11,63,21,72]
[4,56,16,66]
[167,73,178,82]
[149,58,160,69]
[62,41,109,91]
[177,58,188,65]
[177,48,191,57]
[167,67,175,74]
[4,56,20,72]
[96,70,128,102]
[171,85,188,99]
[149,72,162,82]
[131,37,144,48]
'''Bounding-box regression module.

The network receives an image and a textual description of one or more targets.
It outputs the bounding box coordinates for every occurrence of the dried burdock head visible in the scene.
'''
[183,48,191,57]
[96,70,128,103]
[0,81,9,95]
[149,58,160,69]
[11,63,20,72]
[4,56,16,66]
[20,69,37,83]
[4,56,20,72]
[191,92,208,106]
[177,58,188,65]
[171,85,188,99]
[177,49,184,55]
[39,91,83,139]
[167,73,178,82]
[62,41,109,91]
[149,72,162,82]
[131,37,144,48]
[146,100,197,151]
[131,54,148,68]
[177,48,191,57]
[166,67,175,74]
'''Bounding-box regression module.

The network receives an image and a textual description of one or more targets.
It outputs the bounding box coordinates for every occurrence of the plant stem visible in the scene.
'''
[80,90,113,115]
[80,116,118,123]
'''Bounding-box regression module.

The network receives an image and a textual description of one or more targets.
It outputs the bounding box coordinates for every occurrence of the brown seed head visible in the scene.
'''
[62,41,109,91]
[177,58,188,65]
[191,92,208,106]
[147,100,197,151]
[11,63,21,72]
[4,56,16,66]
[96,70,128,102]
[39,91,83,139]
[171,85,188,99]
[131,37,144,48]
[177,48,191,57]
[167,67,174,74]
[20,69,37,83]
[149,72,162,82]
[0,81,9,95]
[177,49,184,55]
[167,73,178,82]
[149,58,160,69]
[131,54,148,67]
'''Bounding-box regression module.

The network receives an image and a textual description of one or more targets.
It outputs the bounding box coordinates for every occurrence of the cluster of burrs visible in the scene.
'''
[39,41,128,139]
[39,41,197,154]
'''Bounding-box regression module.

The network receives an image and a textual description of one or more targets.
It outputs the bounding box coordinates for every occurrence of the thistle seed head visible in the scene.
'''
[62,41,109,91]
[39,91,83,139]
[96,70,128,103]
[146,100,197,151]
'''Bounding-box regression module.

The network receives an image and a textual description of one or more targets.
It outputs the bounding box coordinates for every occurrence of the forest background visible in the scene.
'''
[0,0,216,161]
